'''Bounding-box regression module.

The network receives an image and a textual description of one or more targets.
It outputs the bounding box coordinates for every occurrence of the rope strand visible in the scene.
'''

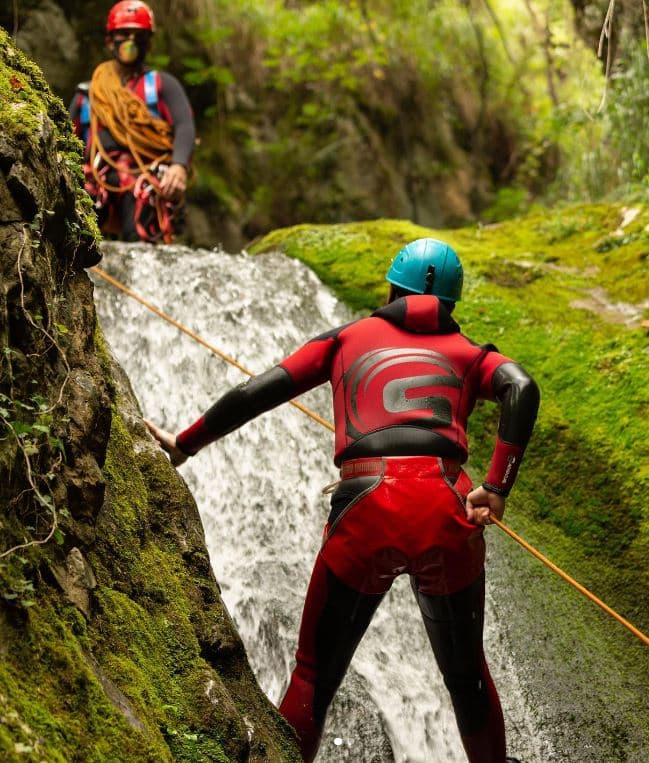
[91,267,334,432]
[92,265,649,648]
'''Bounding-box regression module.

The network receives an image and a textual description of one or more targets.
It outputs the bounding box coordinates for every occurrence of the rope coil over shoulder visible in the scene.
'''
[89,60,173,187]
[91,265,649,648]
[87,62,176,243]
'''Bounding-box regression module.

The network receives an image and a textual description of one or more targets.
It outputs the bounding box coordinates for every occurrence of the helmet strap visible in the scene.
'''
[424,265,436,295]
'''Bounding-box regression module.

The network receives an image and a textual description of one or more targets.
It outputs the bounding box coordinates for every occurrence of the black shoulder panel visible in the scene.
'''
[492,362,540,445]
[203,366,296,438]
[310,320,357,343]
[371,299,407,326]
[463,335,500,353]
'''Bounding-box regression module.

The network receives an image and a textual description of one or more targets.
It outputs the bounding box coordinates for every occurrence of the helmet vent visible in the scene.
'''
[424,265,436,295]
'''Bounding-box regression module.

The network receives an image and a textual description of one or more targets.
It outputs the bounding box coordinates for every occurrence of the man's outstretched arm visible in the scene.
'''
[146,327,343,464]
[146,366,295,466]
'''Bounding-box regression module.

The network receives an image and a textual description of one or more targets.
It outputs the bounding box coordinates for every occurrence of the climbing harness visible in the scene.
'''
[132,169,175,244]
[91,265,649,648]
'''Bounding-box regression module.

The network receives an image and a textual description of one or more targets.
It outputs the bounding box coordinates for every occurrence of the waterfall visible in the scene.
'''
[92,242,555,763]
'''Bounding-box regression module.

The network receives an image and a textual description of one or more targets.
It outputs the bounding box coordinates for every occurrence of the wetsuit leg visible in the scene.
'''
[412,573,506,763]
[280,554,385,762]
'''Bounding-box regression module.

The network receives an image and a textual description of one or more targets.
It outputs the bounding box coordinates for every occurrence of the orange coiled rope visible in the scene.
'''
[92,265,649,648]
[88,60,173,193]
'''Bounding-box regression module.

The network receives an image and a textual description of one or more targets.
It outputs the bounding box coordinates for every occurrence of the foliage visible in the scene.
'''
[604,45,649,192]
[144,0,611,241]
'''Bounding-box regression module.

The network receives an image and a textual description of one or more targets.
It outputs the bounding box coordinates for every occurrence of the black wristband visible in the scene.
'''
[482,482,510,498]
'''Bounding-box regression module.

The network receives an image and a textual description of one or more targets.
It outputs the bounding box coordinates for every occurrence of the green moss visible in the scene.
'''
[0,28,100,251]
[2,353,299,760]
[101,408,149,538]
[0,597,164,762]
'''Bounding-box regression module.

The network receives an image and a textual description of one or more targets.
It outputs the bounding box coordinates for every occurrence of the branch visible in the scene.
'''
[522,0,558,106]
[643,0,649,62]
[480,0,515,64]
[597,0,616,112]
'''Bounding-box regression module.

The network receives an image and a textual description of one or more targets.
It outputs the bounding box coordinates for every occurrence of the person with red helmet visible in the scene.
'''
[69,1,196,243]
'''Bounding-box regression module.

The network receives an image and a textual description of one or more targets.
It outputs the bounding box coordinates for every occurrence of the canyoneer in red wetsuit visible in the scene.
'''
[146,238,539,763]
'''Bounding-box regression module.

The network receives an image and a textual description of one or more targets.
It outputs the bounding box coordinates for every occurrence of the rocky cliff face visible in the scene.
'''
[0,29,299,762]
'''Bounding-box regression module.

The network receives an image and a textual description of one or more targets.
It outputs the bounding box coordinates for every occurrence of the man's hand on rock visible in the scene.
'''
[144,419,188,467]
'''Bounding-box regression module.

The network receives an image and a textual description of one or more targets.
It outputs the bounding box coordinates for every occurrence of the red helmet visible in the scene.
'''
[106,1,155,33]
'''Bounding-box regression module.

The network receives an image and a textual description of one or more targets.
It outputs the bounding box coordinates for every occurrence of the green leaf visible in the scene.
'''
[49,436,65,454]
[35,493,53,509]
[181,56,205,70]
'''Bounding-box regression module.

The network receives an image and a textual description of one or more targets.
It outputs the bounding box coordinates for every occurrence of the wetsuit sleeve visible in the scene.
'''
[176,366,295,454]
[159,72,196,168]
[176,331,339,455]
[477,355,540,496]
[278,331,339,395]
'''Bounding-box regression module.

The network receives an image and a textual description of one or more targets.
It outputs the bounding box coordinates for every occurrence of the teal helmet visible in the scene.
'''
[386,238,463,302]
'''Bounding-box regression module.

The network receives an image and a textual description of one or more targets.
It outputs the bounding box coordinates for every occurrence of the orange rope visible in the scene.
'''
[91,267,334,433]
[89,61,173,186]
[88,60,173,207]
[489,515,649,647]
[92,265,649,648]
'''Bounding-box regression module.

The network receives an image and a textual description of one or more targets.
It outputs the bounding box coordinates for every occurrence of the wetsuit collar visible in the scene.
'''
[372,295,459,335]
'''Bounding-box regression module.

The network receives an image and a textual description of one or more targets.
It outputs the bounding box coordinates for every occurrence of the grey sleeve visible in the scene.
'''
[159,71,196,167]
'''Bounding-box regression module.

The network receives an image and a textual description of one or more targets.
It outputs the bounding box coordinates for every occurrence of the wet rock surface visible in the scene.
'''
[0,29,299,762]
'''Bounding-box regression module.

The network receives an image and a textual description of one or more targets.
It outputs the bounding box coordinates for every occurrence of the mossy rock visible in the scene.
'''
[0,30,300,763]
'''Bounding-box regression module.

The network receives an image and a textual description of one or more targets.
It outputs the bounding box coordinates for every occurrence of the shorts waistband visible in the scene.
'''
[340,456,462,480]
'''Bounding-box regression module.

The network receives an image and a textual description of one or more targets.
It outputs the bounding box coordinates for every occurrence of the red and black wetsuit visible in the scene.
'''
[177,295,539,763]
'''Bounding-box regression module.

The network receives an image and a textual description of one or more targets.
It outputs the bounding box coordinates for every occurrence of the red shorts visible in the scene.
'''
[320,456,485,595]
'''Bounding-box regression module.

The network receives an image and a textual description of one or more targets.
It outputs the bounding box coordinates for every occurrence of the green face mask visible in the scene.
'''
[111,31,149,66]
[116,38,140,64]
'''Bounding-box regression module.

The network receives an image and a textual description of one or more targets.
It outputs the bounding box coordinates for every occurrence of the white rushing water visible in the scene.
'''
[92,243,554,763]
